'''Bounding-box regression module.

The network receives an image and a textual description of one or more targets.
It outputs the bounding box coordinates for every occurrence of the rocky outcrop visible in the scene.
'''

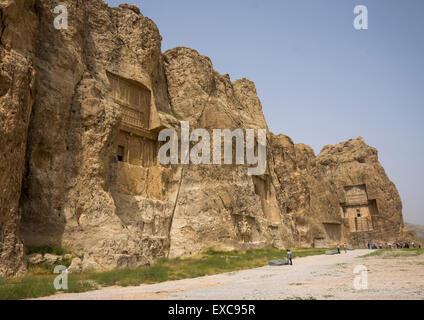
[0,0,38,277]
[164,47,291,257]
[17,0,173,271]
[269,135,341,247]
[317,137,404,243]
[0,0,406,276]
[269,135,405,247]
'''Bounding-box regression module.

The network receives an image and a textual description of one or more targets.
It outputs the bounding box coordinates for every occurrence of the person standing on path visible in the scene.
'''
[337,245,341,254]
[343,243,347,253]
[287,249,293,265]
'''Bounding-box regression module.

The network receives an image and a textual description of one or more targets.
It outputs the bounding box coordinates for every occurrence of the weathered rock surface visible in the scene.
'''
[17,0,173,272]
[67,257,82,273]
[81,255,101,273]
[317,137,404,244]
[164,47,291,257]
[27,253,44,264]
[0,0,406,276]
[0,0,38,277]
[43,253,61,264]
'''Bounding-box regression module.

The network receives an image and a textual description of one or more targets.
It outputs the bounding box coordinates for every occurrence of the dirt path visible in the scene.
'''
[37,249,424,300]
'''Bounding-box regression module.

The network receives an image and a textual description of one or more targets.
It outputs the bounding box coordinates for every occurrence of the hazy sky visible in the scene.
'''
[107,0,424,224]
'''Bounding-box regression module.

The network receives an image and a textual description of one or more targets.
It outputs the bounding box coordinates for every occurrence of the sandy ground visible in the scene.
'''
[37,249,424,300]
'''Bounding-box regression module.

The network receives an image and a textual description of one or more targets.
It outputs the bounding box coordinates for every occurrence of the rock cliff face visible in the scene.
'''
[0,0,405,276]
[0,0,38,277]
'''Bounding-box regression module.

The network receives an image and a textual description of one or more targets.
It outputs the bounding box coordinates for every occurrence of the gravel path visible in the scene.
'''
[37,249,424,300]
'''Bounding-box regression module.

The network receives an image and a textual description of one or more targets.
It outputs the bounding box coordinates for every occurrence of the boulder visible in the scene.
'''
[43,254,61,264]
[269,259,289,266]
[27,253,45,264]
[82,255,102,272]
[67,258,82,273]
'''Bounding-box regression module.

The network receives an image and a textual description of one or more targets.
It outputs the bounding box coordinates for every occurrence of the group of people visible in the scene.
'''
[336,243,348,254]
[284,239,421,266]
[367,241,421,249]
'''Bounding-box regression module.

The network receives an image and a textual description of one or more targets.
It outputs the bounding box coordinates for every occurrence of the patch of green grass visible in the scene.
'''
[359,248,424,259]
[0,275,56,300]
[90,264,170,287]
[28,258,73,275]
[359,250,385,258]
[0,247,330,300]
[0,274,98,300]
[169,104,183,120]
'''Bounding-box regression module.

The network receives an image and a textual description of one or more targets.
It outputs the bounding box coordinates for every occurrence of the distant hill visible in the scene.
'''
[405,223,424,240]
